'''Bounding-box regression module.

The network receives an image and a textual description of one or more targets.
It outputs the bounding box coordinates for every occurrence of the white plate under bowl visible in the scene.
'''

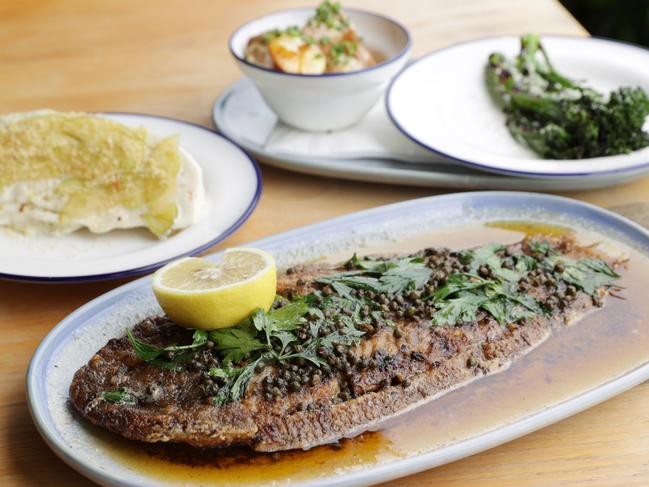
[27,192,649,486]
[0,113,261,282]
[213,78,649,190]
[387,35,649,178]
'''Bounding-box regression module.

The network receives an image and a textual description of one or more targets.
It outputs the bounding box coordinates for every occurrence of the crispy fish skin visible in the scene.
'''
[69,237,616,451]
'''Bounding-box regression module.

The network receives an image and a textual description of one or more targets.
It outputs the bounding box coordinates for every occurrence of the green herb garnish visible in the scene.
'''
[329,40,358,65]
[262,29,281,44]
[316,255,432,295]
[101,389,137,405]
[430,274,541,326]
[208,324,266,363]
[286,26,301,37]
[210,358,264,405]
[544,255,620,296]
[125,239,620,406]
[127,328,208,370]
[528,240,554,255]
[313,1,348,30]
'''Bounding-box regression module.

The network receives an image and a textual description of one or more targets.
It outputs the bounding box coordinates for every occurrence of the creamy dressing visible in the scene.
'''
[172,148,207,230]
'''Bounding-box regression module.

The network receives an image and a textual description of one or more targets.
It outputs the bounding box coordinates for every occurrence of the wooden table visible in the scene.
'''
[2,0,649,485]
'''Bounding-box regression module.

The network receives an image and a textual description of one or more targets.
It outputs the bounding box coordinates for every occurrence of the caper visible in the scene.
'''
[411,351,425,361]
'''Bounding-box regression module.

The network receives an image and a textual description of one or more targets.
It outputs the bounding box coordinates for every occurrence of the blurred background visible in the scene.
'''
[561,0,649,46]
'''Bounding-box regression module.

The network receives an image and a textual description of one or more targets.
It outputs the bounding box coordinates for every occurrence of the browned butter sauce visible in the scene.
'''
[94,221,649,485]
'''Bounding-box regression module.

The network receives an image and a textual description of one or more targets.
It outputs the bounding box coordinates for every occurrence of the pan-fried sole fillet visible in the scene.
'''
[69,237,618,451]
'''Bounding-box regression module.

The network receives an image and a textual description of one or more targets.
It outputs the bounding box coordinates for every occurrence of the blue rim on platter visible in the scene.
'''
[0,113,262,284]
[26,191,649,487]
[229,7,412,79]
[386,35,649,178]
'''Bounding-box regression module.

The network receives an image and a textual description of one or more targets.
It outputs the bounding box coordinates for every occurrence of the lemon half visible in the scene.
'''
[152,248,277,330]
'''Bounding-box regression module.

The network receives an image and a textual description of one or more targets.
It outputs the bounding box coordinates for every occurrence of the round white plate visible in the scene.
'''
[214,78,649,189]
[387,35,649,178]
[0,113,261,282]
[27,192,649,487]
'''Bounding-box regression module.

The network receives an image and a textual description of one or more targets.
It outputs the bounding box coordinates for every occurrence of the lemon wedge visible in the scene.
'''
[152,248,277,330]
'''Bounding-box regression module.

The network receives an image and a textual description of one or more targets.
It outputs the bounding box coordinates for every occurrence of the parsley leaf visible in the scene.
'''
[431,273,543,326]
[266,301,309,330]
[165,329,208,352]
[546,255,620,295]
[528,240,555,255]
[127,329,163,361]
[432,273,494,301]
[209,323,266,364]
[515,254,537,273]
[210,357,265,405]
[483,282,542,324]
[317,256,432,296]
[127,329,208,370]
[461,244,522,282]
[380,257,432,293]
[229,358,261,402]
[101,389,137,405]
[432,292,487,326]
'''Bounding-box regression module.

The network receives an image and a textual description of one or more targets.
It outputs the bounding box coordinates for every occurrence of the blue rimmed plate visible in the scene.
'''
[213,77,649,190]
[0,113,261,282]
[27,192,649,486]
[387,35,649,178]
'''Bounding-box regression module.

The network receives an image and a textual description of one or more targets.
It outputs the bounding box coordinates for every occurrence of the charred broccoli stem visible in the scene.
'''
[486,33,649,159]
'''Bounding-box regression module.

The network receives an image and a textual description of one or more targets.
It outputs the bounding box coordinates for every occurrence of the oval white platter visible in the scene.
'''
[27,191,649,486]
[387,35,649,178]
[0,113,261,282]
[214,77,649,189]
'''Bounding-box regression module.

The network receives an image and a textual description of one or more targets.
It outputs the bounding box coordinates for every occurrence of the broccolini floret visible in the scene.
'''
[486,34,649,159]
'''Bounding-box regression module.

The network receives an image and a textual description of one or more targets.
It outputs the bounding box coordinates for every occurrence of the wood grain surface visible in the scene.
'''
[1,0,648,485]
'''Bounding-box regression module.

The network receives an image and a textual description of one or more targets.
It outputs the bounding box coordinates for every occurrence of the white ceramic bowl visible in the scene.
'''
[229,7,411,132]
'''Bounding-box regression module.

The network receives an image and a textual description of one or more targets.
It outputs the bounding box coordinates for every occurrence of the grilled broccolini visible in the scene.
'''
[486,34,649,159]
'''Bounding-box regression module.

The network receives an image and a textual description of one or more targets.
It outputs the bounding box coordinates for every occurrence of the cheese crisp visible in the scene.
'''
[0,111,206,237]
